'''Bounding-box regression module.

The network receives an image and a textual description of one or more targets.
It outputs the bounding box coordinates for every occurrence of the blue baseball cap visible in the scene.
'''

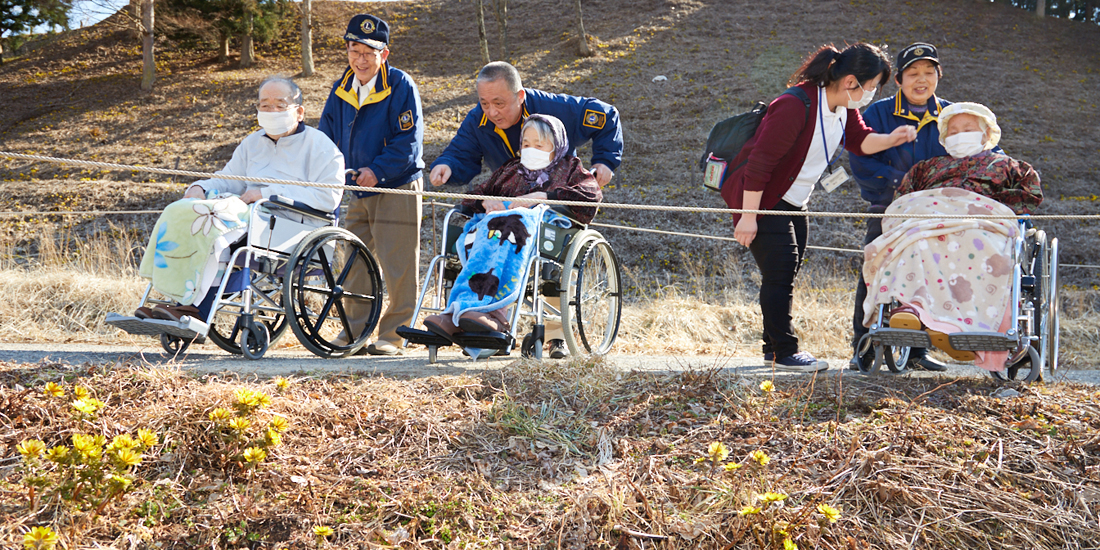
[344,14,389,50]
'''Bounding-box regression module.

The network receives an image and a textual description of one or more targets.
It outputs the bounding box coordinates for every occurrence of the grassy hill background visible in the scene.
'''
[1,0,1099,360]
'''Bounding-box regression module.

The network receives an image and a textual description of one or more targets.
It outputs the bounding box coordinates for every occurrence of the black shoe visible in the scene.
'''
[908,353,948,372]
[548,339,569,359]
[849,349,873,371]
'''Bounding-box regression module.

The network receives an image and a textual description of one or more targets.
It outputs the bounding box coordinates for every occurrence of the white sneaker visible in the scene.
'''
[773,351,828,372]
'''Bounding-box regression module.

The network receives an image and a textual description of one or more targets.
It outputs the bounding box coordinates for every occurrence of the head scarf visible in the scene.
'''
[937,102,1001,150]
[518,114,570,189]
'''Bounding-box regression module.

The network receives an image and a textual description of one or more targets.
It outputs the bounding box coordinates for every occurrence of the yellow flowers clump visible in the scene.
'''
[71,398,105,416]
[45,446,69,463]
[73,386,90,400]
[209,408,233,422]
[72,434,105,459]
[313,525,334,537]
[264,428,282,447]
[108,434,137,452]
[18,439,46,459]
[760,380,775,393]
[22,526,59,550]
[242,446,266,463]
[751,450,771,466]
[708,441,730,462]
[137,428,159,448]
[228,417,251,432]
[758,492,788,503]
[269,416,289,433]
[234,388,271,412]
[115,448,143,468]
[738,505,761,516]
[43,382,64,398]
[817,503,842,523]
[723,462,742,472]
[274,377,290,392]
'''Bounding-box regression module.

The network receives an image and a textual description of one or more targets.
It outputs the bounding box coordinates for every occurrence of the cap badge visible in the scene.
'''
[361,19,376,34]
[913,47,925,56]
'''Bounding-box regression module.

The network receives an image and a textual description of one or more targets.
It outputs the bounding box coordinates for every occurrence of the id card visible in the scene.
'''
[820,166,849,193]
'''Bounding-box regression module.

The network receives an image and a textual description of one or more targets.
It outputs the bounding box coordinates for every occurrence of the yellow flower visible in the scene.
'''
[17,439,46,459]
[115,448,143,467]
[22,526,59,550]
[242,446,266,463]
[137,429,159,449]
[109,434,137,451]
[723,462,742,471]
[817,503,842,523]
[73,386,90,399]
[235,388,261,408]
[264,427,282,447]
[269,416,289,433]
[758,492,788,503]
[751,450,771,466]
[45,446,69,463]
[708,441,730,462]
[43,382,64,398]
[274,377,290,391]
[738,506,760,516]
[760,380,774,392]
[255,391,272,408]
[313,525,334,537]
[783,538,799,550]
[71,398,101,415]
[228,417,251,432]
[209,408,232,422]
[71,434,103,459]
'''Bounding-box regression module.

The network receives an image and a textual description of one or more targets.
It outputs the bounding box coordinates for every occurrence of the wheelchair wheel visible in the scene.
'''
[559,232,621,356]
[992,345,1042,383]
[160,333,191,355]
[883,345,911,373]
[240,321,270,361]
[853,335,878,374]
[285,227,382,358]
[208,270,288,355]
[1044,237,1060,376]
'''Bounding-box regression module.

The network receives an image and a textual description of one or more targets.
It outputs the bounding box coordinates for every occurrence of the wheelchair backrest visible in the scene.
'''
[443,208,584,264]
[248,206,331,254]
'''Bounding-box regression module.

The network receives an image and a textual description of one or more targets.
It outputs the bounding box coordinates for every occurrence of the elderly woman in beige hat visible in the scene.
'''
[894,102,1042,214]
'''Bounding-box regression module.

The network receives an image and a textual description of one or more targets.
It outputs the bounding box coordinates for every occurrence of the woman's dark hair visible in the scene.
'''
[789,43,891,89]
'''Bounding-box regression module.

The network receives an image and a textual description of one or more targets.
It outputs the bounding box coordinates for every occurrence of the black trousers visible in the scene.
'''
[748,201,807,358]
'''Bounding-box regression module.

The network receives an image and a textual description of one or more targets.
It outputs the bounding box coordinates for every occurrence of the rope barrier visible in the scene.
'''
[5,151,1099,221]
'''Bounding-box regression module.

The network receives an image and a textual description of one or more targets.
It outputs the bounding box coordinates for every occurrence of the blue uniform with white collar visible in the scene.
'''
[319,63,424,198]
[431,88,623,186]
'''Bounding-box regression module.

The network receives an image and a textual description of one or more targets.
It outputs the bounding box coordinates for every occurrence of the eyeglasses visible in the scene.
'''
[347,48,381,61]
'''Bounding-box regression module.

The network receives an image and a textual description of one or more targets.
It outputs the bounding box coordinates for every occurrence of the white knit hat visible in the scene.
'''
[937,102,1001,150]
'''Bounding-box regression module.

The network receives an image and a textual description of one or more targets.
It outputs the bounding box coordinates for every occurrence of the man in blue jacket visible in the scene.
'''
[319,14,424,356]
[428,61,622,188]
[849,42,950,372]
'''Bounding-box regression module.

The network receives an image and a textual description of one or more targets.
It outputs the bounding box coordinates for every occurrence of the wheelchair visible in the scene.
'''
[855,220,1059,382]
[106,195,383,359]
[396,203,622,363]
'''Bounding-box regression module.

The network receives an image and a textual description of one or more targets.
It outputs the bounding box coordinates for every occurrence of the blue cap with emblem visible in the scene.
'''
[344,14,389,50]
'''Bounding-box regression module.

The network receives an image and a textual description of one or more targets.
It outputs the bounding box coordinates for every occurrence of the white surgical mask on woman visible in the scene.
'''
[257,108,298,136]
[944,131,986,159]
[520,147,552,171]
[846,85,876,110]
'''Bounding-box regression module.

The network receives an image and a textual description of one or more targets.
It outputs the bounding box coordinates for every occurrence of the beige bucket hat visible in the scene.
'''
[937,102,1001,150]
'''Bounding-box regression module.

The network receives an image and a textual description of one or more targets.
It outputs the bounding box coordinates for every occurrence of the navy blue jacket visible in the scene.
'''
[430,88,623,185]
[850,92,952,206]
[319,63,424,198]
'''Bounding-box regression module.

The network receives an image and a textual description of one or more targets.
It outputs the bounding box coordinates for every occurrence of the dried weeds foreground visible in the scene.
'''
[2,359,1099,548]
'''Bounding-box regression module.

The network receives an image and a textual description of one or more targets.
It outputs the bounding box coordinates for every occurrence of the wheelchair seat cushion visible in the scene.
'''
[862,188,1018,370]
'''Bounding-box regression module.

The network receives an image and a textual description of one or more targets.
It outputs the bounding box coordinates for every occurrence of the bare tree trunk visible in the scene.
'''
[239,15,254,68]
[218,32,230,63]
[0,41,5,66]
[573,0,592,57]
[1035,0,1046,16]
[301,0,314,76]
[476,0,490,65]
[493,0,508,61]
[140,0,155,90]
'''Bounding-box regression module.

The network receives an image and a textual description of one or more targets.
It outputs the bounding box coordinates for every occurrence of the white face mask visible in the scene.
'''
[846,84,876,110]
[944,131,986,159]
[257,108,298,136]
[520,147,552,171]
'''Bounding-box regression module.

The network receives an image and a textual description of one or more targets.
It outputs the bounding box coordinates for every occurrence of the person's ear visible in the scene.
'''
[516,88,526,105]
[379,48,390,63]
[295,104,305,121]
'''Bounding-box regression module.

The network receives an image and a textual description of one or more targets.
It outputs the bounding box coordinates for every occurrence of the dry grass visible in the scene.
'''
[3,359,1100,548]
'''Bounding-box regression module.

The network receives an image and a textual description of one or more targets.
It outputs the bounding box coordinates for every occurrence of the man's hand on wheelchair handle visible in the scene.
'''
[354,167,379,188]
[240,188,263,204]
[591,163,614,187]
[429,164,451,187]
[183,185,205,200]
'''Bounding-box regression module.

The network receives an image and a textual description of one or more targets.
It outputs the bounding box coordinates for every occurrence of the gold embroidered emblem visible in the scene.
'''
[360,19,376,35]
[582,109,606,129]
[399,110,414,131]
[913,47,925,57]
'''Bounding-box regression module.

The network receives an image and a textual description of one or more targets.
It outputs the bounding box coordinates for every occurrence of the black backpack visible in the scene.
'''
[699,87,812,190]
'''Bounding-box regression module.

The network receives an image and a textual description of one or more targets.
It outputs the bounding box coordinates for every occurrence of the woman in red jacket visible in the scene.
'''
[721,43,917,372]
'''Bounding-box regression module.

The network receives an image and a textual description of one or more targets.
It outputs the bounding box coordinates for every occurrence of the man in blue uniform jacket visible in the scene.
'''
[319,14,424,356]
[428,61,623,189]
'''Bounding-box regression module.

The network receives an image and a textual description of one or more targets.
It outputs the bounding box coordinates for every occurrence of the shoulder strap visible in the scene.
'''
[781,86,813,130]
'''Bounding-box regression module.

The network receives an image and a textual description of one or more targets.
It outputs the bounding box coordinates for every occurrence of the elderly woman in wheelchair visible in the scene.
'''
[402,114,620,361]
[857,103,1057,381]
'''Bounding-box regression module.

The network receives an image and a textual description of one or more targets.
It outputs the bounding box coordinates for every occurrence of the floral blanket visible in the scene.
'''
[138,197,249,305]
[861,188,1018,370]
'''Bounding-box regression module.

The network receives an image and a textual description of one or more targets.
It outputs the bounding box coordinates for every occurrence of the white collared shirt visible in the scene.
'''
[351,74,378,107]
[782,87,847,206]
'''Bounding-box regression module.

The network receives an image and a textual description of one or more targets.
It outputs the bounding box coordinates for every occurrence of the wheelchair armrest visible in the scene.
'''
[453,203,476,217]
[266,194,336,222]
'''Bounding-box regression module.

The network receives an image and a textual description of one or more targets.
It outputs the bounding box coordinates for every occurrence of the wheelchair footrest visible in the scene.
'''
[397,326,453,348]
[870,328,932,349]
[452,331,514,350]
[105,312,208,343]
[948,331,1017,351]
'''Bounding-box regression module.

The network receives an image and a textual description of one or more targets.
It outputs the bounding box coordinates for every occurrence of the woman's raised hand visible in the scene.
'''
[889,125,918,146]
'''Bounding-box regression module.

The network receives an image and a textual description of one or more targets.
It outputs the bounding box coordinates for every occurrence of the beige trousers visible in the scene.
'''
[343,179,422,345]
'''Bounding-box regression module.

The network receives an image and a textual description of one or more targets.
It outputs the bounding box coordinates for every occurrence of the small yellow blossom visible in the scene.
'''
[760,380,775,392]
[817,503,842,523]
[71,398,102,415]
[235,388,259,407]
[758,492,788,503]
[108,474,133,488]
[265,427,282,447]
[723,462,742,471]
[738,506,760,516]
[269,416,289,432]
[228,417,251,432]
[22,526,59,550]
[45,446,69,463]
[313,525,334,537]
[72,434,103,459]
[115,448,143,467]
[256,392,271,408]
[274,377,290,391]
[242,446,266,463]
[693,457,706,464]
[109,434,137,451]
[73,386,90,399]
[137,428,159,448]
[209,408,232,422]
[708,441,730,462]
[751,450,771,466]
[43,382,64,398]
[783,538,798,550]
[17,439,46,459]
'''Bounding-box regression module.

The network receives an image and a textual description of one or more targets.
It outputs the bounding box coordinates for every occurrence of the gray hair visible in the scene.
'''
[522,117,554,147]
[258,75,303,105]
[477,61,522,94]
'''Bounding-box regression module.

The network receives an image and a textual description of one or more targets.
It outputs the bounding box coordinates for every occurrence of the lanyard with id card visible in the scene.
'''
[817,87,850,193]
